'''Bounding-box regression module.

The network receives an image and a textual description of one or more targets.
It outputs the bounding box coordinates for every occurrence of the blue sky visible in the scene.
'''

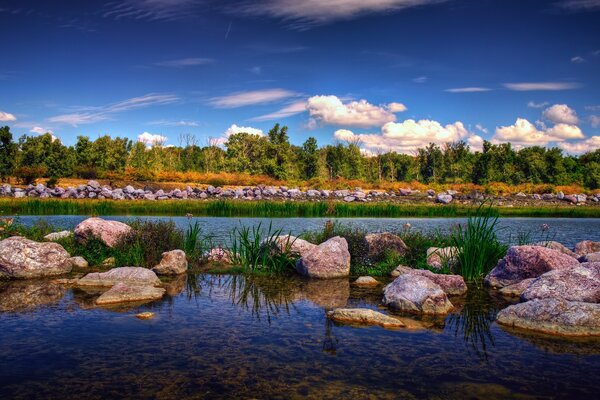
[1,0,599,154]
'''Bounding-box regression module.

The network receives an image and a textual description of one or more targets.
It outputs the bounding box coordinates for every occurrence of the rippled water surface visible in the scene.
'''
[1,274,600,399]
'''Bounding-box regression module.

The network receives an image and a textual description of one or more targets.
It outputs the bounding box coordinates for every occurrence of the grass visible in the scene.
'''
[1,198,600,218]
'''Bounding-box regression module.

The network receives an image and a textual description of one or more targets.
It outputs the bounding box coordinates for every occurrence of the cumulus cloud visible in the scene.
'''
[542,104,579,125]
[209,89,297,108]
[503,82,581,91]
[445,87,492,93]
[0,111,16,121]
[224,124,264,137]
[333,119,483,154]
[138,132,168,147]
[559,136,600,155]
[155,57,214,67]
[493,118,584,146]
[306,95,399,128]
[250,100,307,121]
[387,102,407,113]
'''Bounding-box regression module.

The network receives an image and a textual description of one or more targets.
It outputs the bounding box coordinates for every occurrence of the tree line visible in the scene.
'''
[1,124,600,188]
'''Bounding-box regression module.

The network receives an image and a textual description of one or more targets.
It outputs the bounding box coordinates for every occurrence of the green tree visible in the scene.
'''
[0,126,16,181]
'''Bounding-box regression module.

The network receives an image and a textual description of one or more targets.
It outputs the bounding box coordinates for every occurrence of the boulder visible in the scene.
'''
[77,267,161,287]
[574,240,600,256]
[74,217,132,247]
[578,252,600,263]
[43,231,73,241]
[0,236,72,279]
[269,235,316,258]
[521,263,600,303]
[402,269,467,295]
[485,245,579,288]
[95,283,165,305]
[436,194,453,204]
[152,250,188,275]
[496,299,600,337]
[532,241,577,258]
[353,276,380,286]
[296,236,351,279]
[426,246,458,270]
[69,256,89,269]
[498,278,535,297]
[327,308,405,328]
[363,232,408,260]
[390,264,413,277]
[382,274,454,315]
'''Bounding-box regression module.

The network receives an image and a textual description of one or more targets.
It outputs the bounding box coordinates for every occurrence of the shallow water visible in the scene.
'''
[1,274,599,399]
[12,215,600,247]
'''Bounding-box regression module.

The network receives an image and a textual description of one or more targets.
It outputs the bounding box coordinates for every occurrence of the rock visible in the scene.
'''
[564,194,577,204]
[77,267,161,287]
[136,312,155,320]
[496,299,600,337]
[578,252,600,263]
[69,256,89,269]
[426,189,435,196]
[95,283,165,305]
[327,308,405,328]
[0,237,72,279]
[532,241,577,258]
[557,191,565,200]
[485,245,579,288]
[296,236,351,279]
[426,246,458,270]
[87,180,101,189]
[353,276,380,286]
[399,188,412,196]
[269,235,316,258]
[436,194,453,204]
[574,240,600,256]
[382,274,454,315]
[205,247,233,264]
[390,264,413,277]
[43,231,72,241]
[521,263,600,303]
[516,192,527,198]
[74,217,132,247]
[101,257,116,268]
[152,250,188,275]
[343,196,356,202]
[389,267,467,295]
[498,278,536,297]
[363,232,408,260]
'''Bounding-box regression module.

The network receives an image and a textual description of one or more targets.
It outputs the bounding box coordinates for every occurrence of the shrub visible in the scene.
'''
[74,165,98,179]
[14,166,47,185]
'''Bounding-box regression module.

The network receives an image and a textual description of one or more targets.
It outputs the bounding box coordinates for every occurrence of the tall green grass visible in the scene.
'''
[1,198,599,218]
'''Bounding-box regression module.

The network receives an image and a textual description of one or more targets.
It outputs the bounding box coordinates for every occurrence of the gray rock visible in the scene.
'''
[69,256,89,269]
[521,263,600,303]
[77,267,162,287]
[296,236,351,279]
[364,232,408,260]
[382,274,454,315]
[557,191,565,200]
[436,194,453,204]
[74,217,132,247]
[0,237,72,279]
[43,231,72,241]
[343,196,356,202]
[152,250,188,275]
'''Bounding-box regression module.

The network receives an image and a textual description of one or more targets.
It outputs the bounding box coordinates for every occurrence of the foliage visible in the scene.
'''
[0,126,16,181]
[396,227,451,270]
[14,166,48,185]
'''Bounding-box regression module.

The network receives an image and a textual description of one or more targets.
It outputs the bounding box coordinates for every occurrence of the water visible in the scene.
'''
[0,274,599,399]
[12,215,600,247]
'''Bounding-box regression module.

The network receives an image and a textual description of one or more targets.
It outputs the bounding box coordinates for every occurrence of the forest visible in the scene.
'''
[1,124,599,189]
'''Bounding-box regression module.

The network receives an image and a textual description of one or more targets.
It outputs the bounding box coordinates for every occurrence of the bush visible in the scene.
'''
[14,166,47,185]
[74,165,98,179]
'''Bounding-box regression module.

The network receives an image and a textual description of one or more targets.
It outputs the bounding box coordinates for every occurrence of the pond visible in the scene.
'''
[0,273,599,399]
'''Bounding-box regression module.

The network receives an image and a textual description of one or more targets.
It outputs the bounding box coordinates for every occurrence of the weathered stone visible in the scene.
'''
[436,194,453,204]
[69,256,89,269]
[390,264,413,277]
[574,240,600,256]
[152,250,188,275]
[426,246,458,270]
[43,230,72,241]
[363,232,408,260]
[496,298,600,337]
[269,235,316,258]
[485,245,579,288]
[532,241,577,258]
[95,283,165,305]
[74,217,132,247]
[521,263,600,303]
[579,252,600,263]
[77,267,161,287]
[498,278,536,297]
[389,266,467,295]
[353,276,380,286]
[0,236,72,279]
[296,236,351,279]
[205,247,233,264]
[327,308,405,328]
[382,274,454,315]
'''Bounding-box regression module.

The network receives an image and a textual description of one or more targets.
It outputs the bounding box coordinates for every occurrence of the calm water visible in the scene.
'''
[0,274,599,399]
[12,215,600,247]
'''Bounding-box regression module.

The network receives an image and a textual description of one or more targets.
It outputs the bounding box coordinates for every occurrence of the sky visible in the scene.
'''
[1,0,599,155]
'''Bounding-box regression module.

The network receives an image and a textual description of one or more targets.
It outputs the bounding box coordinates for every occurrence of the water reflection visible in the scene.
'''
[0,280,66,313]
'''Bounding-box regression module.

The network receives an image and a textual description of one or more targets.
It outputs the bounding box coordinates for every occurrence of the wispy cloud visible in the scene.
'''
[556,0,600,11]
[48,93,179,127]
[250,100,307,121]
[236,0,448,29]
[503,82,581,91]
[413,76,428,83]
[209,88,298,108]
[155,57,214,67]
[149,119,200,127]
[445,87,492,93]
[571,56,586,63]
[0,111,16,121]
[30,126,54,135]
[103,0,203,22]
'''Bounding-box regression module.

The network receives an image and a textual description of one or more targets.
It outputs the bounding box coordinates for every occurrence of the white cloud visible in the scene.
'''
[138,132,168,147]
[559,136,600,155]
[30,126,54,135]
[333,119,483,154]
[586,105,600,111]
[413,76,428,83]
[103,0,201,21]
[475,124,488,134]
[557,0,600,11]
[250,100,307,121]
[503,82,581,91]
[149,119,199,127]
[0,111,16,121]
[527,101,549,109]
[238,0,447,29]
[224,124,264,137]
[445,87,492,93]
[571,56,586,63]
[155,57,214,67]
[590,115,600,128]
[542,104,579,125]
[545,123,585,140]
[387,102,407,113]
[306,95,397,128]
[209,89,297,108]
[493,118,584,146]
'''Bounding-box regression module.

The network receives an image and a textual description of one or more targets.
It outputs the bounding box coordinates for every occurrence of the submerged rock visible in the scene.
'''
[327,308,405,328]
[77,267,161,287]
[382,274,454,315]
[353,276,380,286]
[521,263,600,303]
[152,250,188,275]
[296,236,351,279]
[496,298,600,337]
[498,278,536,297]
[485,245,579,288]
[363,232,408,260]
[574,240,600,256]
[95,283,165,305]
[136,311,155,320]
[0,236,72,279]
[74,217,132,247]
